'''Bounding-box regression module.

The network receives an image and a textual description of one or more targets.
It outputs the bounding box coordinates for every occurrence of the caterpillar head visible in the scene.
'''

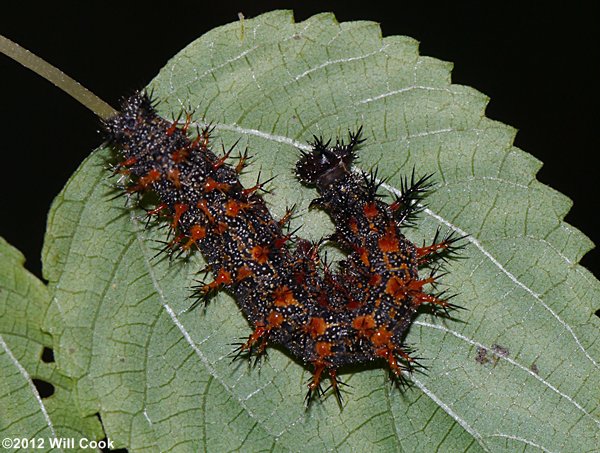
[295,127,364,190]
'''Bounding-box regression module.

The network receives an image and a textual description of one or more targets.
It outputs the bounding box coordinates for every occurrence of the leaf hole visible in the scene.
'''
[595,308,599,319]
[95,413,129,452]
[32,378,54,398]
[41,346,55,363]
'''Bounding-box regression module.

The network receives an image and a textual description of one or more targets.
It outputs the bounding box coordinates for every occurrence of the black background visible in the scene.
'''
[1,2,598,284]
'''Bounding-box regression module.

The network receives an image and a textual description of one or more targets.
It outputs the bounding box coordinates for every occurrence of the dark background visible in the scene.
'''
[1,2,598,283]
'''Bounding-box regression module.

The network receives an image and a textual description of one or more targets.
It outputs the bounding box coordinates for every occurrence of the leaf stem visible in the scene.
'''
[0,34,117,120]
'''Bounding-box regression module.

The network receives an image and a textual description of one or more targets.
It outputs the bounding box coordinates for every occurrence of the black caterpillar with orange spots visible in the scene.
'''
[105,92,463,404]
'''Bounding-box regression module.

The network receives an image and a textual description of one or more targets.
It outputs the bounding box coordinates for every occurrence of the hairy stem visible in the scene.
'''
[0,34,116,120]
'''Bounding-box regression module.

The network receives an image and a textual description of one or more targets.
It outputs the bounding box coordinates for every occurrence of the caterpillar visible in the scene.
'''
[104,92,463,403]
[1,34,463,405]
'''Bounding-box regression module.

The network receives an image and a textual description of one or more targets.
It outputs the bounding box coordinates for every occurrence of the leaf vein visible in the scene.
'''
[130,213,281,443]
[414,320,600,427]
[410,376,490,452]
[0,334,58,441]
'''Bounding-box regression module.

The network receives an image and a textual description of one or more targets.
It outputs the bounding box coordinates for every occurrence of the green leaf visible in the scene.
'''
[33,10,600,452]
[0,238,103,446]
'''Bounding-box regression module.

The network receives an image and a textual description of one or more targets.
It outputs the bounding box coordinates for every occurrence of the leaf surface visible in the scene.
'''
[0,238,103,448]
[36,10,599,452]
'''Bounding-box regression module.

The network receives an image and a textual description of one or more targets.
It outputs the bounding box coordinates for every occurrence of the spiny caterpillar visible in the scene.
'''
[0,33,464,405]
[104,92,463,404]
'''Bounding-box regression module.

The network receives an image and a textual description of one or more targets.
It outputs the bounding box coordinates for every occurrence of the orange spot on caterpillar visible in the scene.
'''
[307,362,326,393]
[166,121,178,137]
[385,275,436,303]
[277,206,295,228]
[274,233,293,249]
[385,276,406,299]
[196,199,214,222]
[143,169,162,185]
[190,224,206,240]
[417,242,447,258]
[168,168,182,188]
[413,292,447,307]
[204,177,230,193]
[378,225,399,253]
[225,199,240,217]
[166,113,192,137]
[242,185,260,197]
[368,274,382,286]
[214,269,233,286]
[240,322,268,354]
[363,202,379,219]
[129,168,161,192]
[171,147,189,163]
[358,247,370,267]
[241,174,272,197]
[352,314,376,336]
[235,265,253,282]
[267,310,285,328]
[225,199,250,217]
[189,132,203,150]
[181,224,206,250]
[303,317,327,339]
[407,277,434,292]
[388,307,397,319]
[375,347,402,376]
[345,298,362,310]
[146,203,167,217]
[273,286,298,307]
[349,216,359,234]
[315,341,333,358]
[235,149,250,174]
[172,203,189,229]
[182,113,192,133]
[371,327,393,348]
[251,245,270,264]
[119,156,138,167]
[212,142,238,170]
